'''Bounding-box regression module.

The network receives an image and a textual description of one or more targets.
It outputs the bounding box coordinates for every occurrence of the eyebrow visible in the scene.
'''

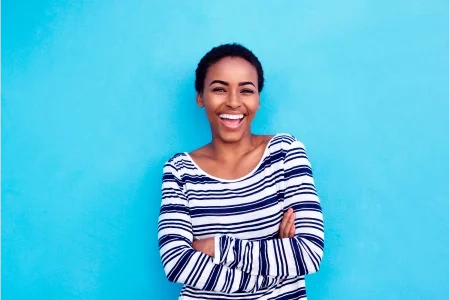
[209,80,256,87]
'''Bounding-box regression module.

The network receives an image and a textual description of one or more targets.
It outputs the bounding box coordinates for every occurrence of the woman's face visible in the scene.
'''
[197,57,260,143]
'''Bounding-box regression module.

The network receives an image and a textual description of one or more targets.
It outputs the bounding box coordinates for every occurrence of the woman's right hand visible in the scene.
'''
[278,208,296,238]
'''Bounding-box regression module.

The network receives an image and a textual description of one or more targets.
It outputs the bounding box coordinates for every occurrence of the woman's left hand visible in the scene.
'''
[278,208,296,238]
[192,237,215,257]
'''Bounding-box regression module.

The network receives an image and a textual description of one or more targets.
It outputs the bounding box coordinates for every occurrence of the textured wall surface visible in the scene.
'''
[2,1,449,299]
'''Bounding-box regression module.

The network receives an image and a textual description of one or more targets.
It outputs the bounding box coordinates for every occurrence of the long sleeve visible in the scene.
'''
[213,140,324,278]
[158,162,279,293]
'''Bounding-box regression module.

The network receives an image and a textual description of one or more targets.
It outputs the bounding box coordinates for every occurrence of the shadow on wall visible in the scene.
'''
[168,74,211,152]
[0,92,6,135]
[142,71,208,218]
[0,92,7,188]
[0,92,10,166]
[137,71,210,297]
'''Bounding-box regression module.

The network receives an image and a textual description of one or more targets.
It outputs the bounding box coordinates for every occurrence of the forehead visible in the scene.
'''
[205,57,258,82]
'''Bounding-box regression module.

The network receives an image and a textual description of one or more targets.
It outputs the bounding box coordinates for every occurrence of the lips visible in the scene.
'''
[218,113,245,129]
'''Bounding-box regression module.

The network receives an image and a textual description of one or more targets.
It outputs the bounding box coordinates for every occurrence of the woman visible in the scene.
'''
[158,43,324,300]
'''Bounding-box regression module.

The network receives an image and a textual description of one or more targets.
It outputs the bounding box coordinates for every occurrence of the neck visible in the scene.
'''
[210,130,255,161]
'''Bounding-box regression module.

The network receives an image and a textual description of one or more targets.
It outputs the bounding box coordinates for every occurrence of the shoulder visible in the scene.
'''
[269,133,307,152]
[273,134,314,173]
[163,152,189,173]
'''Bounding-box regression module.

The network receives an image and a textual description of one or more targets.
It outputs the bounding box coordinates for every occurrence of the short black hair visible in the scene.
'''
[195,43,265,93]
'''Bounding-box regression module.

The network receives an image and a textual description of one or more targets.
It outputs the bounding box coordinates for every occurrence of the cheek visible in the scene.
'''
[205,106,218,122]
[203,94,223,107]
[245,99,260,114]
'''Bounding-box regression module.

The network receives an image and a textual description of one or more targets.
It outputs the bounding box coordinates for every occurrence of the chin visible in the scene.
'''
[217,130,249,143]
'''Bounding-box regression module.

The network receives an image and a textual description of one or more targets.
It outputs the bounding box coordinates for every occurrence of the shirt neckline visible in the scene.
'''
[183,134,280,183]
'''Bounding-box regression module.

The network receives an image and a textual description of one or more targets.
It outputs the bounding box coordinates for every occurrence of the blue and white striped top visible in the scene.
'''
[158,133,324,300]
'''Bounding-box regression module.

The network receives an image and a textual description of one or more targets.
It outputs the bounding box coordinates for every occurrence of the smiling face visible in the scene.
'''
[197,56,260,143]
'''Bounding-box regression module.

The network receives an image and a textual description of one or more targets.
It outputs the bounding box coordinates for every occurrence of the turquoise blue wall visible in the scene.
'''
[2,1,449,299]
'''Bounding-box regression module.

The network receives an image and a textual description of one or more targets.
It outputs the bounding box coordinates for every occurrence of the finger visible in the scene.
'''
[279,210,291,237]
[280,212,288,234]
[281,209,294,237]
[288,223,295,238]
[286,212,295,237]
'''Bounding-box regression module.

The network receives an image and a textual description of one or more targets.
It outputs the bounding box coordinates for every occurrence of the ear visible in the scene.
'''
[196,92,205,108]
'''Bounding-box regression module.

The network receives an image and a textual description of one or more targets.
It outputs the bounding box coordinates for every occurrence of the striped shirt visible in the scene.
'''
[158,133,324,300]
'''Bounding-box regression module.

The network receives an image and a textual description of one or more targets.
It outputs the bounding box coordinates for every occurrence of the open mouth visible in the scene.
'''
[218,113,245,129]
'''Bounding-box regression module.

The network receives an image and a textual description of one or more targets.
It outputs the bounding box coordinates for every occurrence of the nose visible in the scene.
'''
[225,91,242,108]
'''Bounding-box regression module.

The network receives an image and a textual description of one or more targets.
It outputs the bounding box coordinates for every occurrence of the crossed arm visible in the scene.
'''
[158,140,324,292]
[192,207,296,256]
[158,164,280,293]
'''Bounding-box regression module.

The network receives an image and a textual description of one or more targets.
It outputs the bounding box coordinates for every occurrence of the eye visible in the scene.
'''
[212,87,226,93]
[241,89,254,94]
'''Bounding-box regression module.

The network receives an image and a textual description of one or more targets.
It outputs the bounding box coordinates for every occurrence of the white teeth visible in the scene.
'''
[219,114,244,120]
